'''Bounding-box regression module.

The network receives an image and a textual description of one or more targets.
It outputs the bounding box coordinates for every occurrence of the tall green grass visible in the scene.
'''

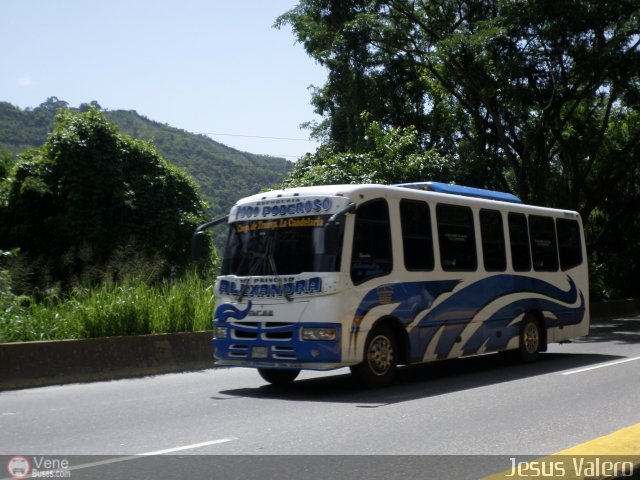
[0,272,215,343]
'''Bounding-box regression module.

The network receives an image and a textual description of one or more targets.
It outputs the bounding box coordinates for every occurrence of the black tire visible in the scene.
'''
[350,326,398,388]
[257,368,300,386]
[517,313,542,363]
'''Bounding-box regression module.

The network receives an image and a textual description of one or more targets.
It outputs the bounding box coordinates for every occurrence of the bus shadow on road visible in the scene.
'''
[217,351,624,406]
[577,317,640,344]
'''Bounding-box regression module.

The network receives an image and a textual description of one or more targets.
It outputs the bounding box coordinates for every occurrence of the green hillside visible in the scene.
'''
[0,98,293,222]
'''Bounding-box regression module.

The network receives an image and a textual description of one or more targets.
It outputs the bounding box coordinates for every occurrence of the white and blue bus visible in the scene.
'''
[205,182,588,387]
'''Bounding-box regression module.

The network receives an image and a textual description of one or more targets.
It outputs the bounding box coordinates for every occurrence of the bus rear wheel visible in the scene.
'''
[258,368,300,386]
[350,326,398,388]
[517,314,542,363]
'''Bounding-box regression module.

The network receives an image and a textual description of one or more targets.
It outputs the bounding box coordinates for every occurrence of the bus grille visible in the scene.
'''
[226,321,297,359]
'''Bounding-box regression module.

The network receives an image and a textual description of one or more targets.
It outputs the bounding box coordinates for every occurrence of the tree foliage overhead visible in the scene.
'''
[278,0,640,300]
[278,0,639,204]
[1,107,208,289]
[285,112,461,186]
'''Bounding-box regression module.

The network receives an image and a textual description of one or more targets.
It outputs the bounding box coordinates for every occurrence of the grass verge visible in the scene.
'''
[0,272,215,342]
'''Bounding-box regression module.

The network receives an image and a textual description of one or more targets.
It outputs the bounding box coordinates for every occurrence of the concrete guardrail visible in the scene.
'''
[0,331,214,391]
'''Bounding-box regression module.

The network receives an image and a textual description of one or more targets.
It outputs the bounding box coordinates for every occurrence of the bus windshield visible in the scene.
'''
[221,215,344,276]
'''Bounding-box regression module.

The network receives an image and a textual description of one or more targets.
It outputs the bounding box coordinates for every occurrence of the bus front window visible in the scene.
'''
[221,215,344,276]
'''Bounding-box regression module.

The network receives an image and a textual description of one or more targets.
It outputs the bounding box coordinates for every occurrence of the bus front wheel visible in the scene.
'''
[350,326,398,388]
[258,368,300,386]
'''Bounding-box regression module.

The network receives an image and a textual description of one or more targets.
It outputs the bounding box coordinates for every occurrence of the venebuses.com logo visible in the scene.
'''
[6,457,30,479]
[6,456,71,479]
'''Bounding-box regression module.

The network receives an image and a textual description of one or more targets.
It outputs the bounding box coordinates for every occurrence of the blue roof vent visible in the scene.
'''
[394,181,523,204]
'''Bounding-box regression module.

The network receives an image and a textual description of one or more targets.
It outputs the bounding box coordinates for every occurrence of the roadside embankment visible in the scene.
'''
[1,300,638,391]
[590,298,640,321]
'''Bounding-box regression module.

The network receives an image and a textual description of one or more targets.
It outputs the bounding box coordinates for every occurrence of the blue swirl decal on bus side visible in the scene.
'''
[350,275,585,360]
[215,302,252,323]
[458,292,585,357]
[414,275,584,359]
[349,280,460,352]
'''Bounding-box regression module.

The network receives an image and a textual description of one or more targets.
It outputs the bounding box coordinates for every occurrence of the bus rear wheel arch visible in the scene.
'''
[517,312,544,362]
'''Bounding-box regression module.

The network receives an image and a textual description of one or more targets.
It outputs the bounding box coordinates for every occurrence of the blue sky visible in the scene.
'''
[1,1,326,160]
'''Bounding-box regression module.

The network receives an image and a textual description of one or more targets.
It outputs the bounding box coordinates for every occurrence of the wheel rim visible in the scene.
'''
[367,334,394,376]
[523,321,540,354]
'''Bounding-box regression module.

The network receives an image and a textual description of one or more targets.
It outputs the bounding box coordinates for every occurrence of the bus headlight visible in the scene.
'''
[213,326,227,339]
[301,327,336,341]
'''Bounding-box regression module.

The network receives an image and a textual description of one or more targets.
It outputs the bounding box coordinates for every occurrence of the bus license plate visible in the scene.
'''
[252,346,268,359]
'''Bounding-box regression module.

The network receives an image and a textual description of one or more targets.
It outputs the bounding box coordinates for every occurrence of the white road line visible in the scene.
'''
[137,438,237,456]
[66,437,237,473]
[561,355,640,375]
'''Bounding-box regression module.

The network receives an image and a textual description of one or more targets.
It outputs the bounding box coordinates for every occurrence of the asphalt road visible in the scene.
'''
[1,317,639,479]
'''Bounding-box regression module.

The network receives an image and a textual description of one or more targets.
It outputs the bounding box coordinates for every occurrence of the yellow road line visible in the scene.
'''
[482,423,640,479]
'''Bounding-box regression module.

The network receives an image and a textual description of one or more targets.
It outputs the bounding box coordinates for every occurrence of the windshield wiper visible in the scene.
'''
[265,234,292,302]
[237,229,292,303]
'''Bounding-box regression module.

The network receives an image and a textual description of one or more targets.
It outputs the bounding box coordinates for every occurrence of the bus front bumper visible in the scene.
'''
[212,321,343,369]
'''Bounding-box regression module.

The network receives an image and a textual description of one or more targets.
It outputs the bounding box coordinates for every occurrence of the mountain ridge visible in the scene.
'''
[0,98,294,220]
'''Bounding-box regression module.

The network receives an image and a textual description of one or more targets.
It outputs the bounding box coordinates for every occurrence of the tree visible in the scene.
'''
[2,107,208,290]
[276,0,443,153]
[284,113,454,186]
[279,0,640,299]
[278,0,640,205]
[0,150,13,185]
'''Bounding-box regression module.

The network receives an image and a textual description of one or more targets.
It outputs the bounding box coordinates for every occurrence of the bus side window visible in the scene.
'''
[480,209,506,271]
[508,212,531,271]
[529,215,559,271]
[400,199,434,271]
[556,218,583,271]
[350,199,393,284]
[436,204,477,271]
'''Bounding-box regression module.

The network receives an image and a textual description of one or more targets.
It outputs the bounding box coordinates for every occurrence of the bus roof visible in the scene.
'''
[234,182,578,218]
[393,182,523,204]
[237,182,521,204]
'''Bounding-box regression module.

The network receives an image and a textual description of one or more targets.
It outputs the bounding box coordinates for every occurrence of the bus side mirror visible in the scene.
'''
[324,203,356,255]
[191,215,229,262]
[191,231,209,262]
